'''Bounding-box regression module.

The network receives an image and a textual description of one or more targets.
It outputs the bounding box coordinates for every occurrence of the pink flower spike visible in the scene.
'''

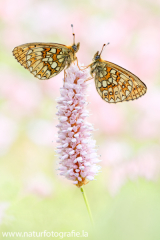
[56,63,100,187]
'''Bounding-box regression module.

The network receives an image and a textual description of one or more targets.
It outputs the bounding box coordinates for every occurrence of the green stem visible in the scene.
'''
[80,187,94,225]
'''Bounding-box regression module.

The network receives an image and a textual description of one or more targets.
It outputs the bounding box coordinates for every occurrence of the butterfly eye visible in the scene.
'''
[72,45,77,51]
[95,55,100,60]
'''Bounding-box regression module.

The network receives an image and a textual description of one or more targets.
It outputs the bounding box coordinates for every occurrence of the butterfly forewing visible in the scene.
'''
[13,43,69,80]
[94,60,147,103]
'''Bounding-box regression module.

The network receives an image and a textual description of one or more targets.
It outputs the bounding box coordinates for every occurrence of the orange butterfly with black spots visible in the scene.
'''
[90,44,147,103]
[13,25,80,80]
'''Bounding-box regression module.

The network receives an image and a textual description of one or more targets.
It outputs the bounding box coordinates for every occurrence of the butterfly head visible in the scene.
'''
[72,42,80,53]
[93,43,109,62]
[93,51,101,61]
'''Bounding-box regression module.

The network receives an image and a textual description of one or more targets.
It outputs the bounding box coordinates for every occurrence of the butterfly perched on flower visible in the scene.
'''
[12,25,80,80]
[90,44,147,103]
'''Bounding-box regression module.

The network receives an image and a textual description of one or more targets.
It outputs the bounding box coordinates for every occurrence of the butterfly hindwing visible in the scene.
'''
[94,60,147,103]
[13,43,69,80]
[26,46,66,80]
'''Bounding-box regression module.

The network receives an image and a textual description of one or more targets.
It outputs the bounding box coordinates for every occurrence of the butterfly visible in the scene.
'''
[90,44,147,103]
[12,25,80,80]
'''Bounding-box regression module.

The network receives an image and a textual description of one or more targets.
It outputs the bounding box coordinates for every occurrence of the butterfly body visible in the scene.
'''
[90,51,147,103]
[13,42,80,80]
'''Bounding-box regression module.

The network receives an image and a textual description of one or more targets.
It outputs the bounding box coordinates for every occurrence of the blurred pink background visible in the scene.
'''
[1,0,160,194]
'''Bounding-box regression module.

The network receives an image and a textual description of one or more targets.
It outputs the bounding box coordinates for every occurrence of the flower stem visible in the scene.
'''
[80,187,94,225]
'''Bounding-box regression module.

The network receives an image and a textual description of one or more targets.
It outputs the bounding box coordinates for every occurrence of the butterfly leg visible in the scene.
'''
[85,77,93,82]
[80,64,91,71]
[74,58,82,71]
[74,58,91,71]
[64,69,67,83]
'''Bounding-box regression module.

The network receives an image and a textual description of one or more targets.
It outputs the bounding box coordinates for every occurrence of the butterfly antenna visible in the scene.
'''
[71,24,75,45]
[99,42,110,56]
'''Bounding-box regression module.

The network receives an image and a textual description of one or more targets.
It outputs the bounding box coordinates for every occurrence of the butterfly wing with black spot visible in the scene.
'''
[94,60,147,103]
[13,43,68,80]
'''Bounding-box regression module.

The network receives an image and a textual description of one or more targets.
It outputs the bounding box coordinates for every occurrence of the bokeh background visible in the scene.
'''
[0,0,160,239]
